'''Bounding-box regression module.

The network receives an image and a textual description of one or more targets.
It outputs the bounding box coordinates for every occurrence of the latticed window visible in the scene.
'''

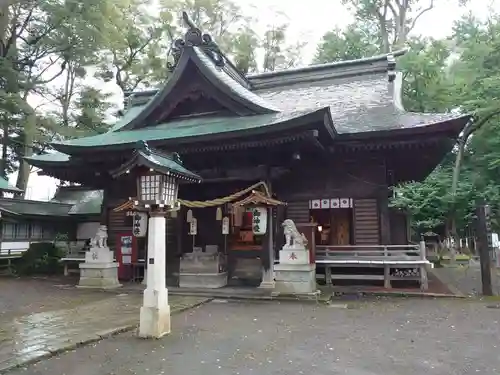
[162,175,178,205]
[140,174,161,202]
[138,172,179,205]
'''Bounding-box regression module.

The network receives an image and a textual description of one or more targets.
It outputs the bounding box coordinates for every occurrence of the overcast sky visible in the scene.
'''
[10,0,500,201]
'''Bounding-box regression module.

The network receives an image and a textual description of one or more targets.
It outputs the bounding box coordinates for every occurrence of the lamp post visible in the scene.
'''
[136,169,180,339]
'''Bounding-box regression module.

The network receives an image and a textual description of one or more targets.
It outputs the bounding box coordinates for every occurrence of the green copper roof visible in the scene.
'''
[108,104,148,132]
[0,176,21,193]
[0,198,72,217]
[67,190,103,215]
[111,142,201,182]
[50,109,316,151]
[191,47,278,113]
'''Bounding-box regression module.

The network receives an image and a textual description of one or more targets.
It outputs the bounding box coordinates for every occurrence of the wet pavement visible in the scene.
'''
[5,298,500,375]
[0,277,110,320]
[0,278,208,373]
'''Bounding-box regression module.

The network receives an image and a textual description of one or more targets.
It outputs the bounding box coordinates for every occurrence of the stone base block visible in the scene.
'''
[274,263,316,294]
[258,280,276,289]
[179,272,228,289]
[279,248,309,265]
[77,262,121,289]
[138,304,171,339]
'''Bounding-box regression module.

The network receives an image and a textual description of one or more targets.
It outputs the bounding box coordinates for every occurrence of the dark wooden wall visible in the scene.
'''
[274,157,388,245]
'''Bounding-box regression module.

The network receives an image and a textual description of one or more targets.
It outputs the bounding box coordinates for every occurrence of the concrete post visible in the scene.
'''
[138,212,171,338]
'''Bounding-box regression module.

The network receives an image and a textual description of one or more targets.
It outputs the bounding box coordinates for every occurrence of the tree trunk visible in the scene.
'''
[0,122,8,177]
[14,110,35,198]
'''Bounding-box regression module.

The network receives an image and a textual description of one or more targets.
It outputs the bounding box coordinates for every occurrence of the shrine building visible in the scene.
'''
[25,16,471,286]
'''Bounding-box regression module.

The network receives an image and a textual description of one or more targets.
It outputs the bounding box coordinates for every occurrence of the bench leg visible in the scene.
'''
[325,267,332,285]
[420,265,429,291]
[7,259,13,275]
[64,263,69,277]
[384,265,391,289]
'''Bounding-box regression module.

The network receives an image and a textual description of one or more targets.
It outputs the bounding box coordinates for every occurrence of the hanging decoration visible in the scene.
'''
[186,209,193,223]
[171,209,178,218]
[222,216,230,235]
[133,212,148,237]
[216,206,223,221]
[113,181,274,212]
[189,217,198,235]
[233,205,243,227]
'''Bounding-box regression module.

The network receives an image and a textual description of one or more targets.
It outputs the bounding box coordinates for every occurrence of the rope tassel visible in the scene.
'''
[216,206,223,221]
[186,209,193,222]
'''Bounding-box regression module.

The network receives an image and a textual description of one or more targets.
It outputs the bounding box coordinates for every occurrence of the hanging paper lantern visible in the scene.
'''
[186,209,193,222]
[216,206,223,221]
[250,207,267,235]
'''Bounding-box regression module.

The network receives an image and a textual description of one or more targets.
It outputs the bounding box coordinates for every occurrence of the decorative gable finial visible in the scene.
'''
[136,140,151,156]
[167,11,225,72]
[172,152,182,165]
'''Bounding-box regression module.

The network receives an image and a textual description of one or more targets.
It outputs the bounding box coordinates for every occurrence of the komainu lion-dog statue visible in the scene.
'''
[282,219,308,248]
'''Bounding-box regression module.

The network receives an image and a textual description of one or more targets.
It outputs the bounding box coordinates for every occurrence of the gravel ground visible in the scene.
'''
[432,264,500,296]
[6,298,500,375]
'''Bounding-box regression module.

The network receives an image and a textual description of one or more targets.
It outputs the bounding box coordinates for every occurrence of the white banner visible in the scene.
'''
[132,212,148,237]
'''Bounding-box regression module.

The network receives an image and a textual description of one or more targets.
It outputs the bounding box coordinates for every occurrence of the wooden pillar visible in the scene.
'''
[259,177,275,288]
[378,190,391,245]
[100,188,109,226]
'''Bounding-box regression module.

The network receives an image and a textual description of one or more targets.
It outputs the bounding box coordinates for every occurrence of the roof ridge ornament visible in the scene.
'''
[167,11,225,72]
[136,140,152,156]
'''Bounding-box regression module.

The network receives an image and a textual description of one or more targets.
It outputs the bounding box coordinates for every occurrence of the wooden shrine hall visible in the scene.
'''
[26,13,471,288]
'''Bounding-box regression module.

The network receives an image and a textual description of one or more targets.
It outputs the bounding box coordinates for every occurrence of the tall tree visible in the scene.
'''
[261,22,305,72]
[341,0,469,52]
[314,21,381,63]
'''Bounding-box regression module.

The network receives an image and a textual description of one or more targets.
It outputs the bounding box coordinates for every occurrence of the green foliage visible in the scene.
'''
[14,242,65,276]
[313,22,380,63]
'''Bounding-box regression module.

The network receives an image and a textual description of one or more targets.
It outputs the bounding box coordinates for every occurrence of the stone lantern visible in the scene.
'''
[111,140,201,338]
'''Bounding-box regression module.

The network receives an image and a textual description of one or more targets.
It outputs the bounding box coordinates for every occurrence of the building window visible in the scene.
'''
[15,223,29,239]
[31,223,43,240]
[2,223,16,240]
[1,222,30,240]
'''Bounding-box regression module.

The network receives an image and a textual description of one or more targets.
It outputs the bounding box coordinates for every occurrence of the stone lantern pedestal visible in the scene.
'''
[138,212,171,338]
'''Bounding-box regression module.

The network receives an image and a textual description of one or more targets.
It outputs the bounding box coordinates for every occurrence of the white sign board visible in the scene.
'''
[189,218,198,235]
[222,216,229,235]
[132,212,148,237]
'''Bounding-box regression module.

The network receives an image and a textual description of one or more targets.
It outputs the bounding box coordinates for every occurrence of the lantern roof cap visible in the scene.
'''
[110,141,201,182]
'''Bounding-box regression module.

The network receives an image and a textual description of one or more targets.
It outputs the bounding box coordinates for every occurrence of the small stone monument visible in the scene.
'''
[273,219,317,295]
[179,245,228,288]
[78,225,121,289]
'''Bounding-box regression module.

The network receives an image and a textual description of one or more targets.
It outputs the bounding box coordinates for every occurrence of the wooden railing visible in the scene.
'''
[315,243,426,261]
[314,243,430,290]
[0,248,24,258]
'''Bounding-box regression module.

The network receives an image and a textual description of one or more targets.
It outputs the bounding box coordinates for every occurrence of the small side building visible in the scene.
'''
[0,184,102,256]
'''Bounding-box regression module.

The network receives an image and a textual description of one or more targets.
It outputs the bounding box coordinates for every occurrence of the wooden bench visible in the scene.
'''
[0,248,25,275]
[315,243,431,291]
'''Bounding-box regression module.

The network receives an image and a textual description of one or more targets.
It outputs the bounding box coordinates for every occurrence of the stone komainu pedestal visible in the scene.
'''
[273,220,317,295]
[78,225,121,289]
[179,245,227,288]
